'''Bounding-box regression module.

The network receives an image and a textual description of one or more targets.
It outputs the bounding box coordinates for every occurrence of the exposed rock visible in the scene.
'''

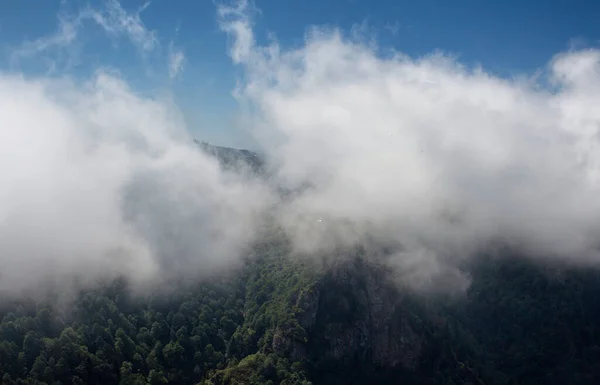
[272,328,289,355]
[303,257,425,371]
[296,286,320,331]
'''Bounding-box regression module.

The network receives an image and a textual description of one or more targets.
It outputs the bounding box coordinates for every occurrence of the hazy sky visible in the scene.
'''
[1,0,598,147]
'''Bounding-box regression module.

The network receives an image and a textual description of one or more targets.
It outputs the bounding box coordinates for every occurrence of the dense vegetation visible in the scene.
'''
[0,232,317,385]
[4,146,600,384]
[3,236,600,384]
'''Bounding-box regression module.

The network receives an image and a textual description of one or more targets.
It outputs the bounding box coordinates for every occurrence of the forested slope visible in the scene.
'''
[4,233,600,385]
[3,145,600,385]
[0,228,316,385]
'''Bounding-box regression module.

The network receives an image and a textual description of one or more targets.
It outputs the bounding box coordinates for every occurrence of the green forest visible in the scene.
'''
[2,231,600,385]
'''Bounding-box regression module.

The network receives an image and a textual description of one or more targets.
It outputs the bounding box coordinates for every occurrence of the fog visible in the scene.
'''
[1,0,600,296]
[0,71,272,297]
[219,1,600,288]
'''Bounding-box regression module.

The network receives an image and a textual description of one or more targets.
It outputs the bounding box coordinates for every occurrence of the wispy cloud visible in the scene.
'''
[10,0,158,73]
[168,42,185,79]
[383,21,402,36]
[217,0,257,64]
[10,13,80,71]
[16,14,78,54]
[90,0,158,52]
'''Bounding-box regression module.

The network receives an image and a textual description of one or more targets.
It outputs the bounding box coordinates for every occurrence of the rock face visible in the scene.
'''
[298,257,425,374]
[195,140,265,174]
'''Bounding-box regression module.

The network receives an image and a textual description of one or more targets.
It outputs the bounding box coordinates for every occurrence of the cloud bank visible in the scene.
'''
[2,0,600,297]
[0,1,269,297]
[0,70,270,297]
[218,2,600,288]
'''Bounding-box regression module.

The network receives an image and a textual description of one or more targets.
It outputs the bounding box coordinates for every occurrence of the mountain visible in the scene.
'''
[194,140,265,175]
[2,143,600,385]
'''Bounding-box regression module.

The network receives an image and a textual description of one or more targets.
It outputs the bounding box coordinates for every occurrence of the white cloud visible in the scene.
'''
[168,43,185,79]
[218,2,600,289]
[4,0,600,298]
[10,14,80,72]
[0,70,271,297]
[90,0,158,52]
[10,0,158,73]
[16,14,78,55]
[217,0,257,64]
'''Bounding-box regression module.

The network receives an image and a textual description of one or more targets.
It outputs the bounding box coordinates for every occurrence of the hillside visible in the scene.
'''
[2,144,600,385]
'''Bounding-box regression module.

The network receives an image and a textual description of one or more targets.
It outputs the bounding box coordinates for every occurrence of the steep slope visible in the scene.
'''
[217,244,485,385]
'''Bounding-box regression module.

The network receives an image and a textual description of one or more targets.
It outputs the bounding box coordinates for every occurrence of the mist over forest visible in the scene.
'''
[2,1,600,384]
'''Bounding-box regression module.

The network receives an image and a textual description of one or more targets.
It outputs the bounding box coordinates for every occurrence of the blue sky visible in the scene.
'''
[1,0,598,147]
